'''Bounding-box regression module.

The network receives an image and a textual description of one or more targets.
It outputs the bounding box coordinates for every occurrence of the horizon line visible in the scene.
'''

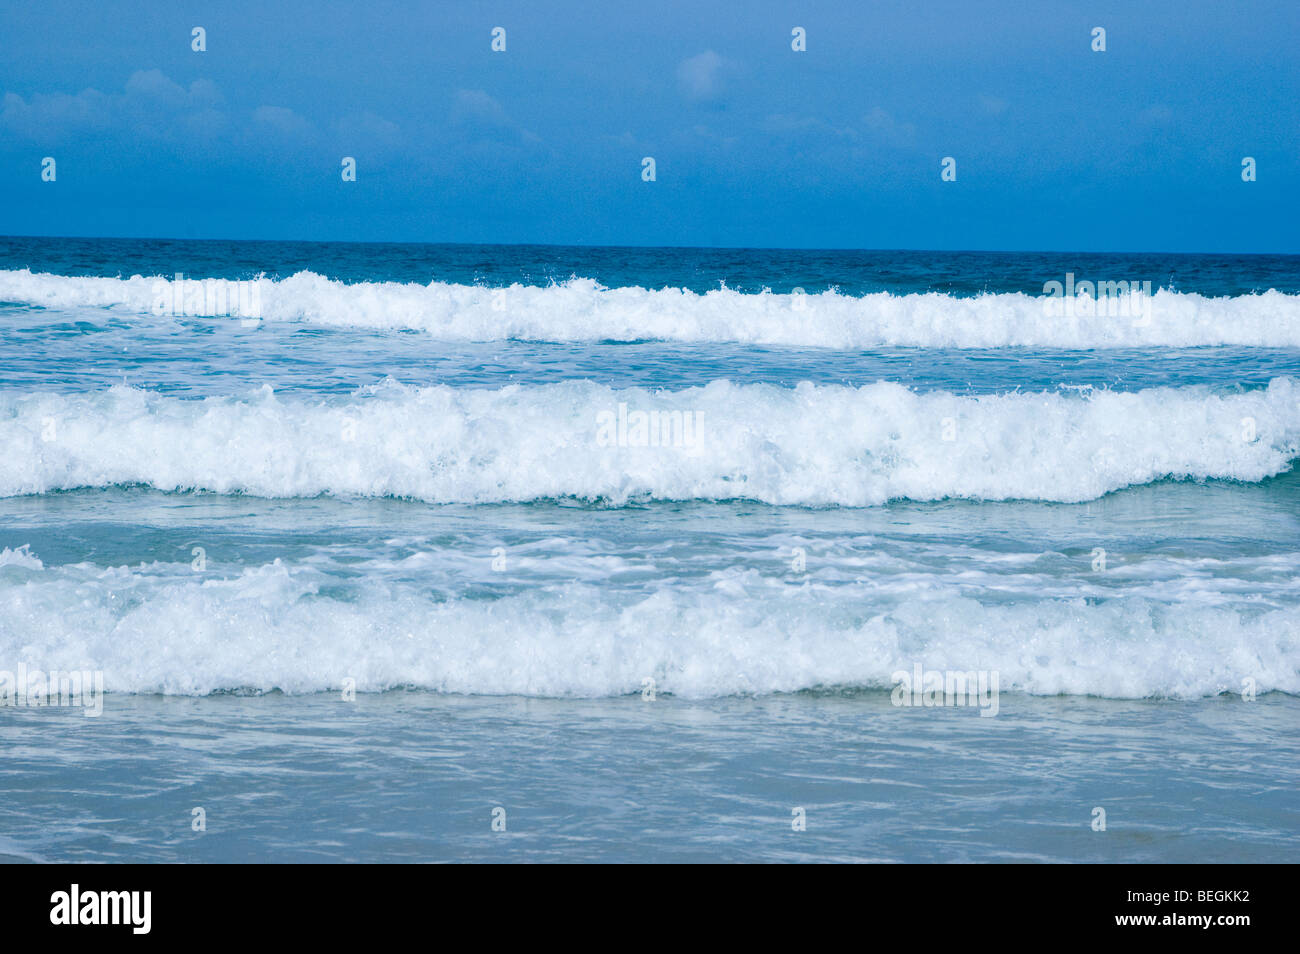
[2,233,1297,259]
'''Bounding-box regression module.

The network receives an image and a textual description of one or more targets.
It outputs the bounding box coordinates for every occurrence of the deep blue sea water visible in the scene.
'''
[1,237,1297,861]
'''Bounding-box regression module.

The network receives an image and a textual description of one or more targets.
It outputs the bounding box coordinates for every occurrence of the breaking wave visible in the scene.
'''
[3,269,1300,348]
[2,378,1297,505]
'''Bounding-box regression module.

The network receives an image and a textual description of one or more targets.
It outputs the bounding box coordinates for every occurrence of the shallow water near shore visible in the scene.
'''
[1,691,1296,863]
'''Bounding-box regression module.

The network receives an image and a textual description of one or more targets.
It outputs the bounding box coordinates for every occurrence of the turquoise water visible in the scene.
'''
[2,692,1296,863]
[1,238,1297,861]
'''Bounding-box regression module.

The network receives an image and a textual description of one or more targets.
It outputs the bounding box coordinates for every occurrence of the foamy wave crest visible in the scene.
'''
[3,379,1297,505]
[1,560,1295,698]
[0,544,43,570]
[3,268,1300,348]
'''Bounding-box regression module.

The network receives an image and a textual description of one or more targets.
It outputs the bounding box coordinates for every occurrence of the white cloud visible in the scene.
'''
[677,51,731,101]
[334,111,402,156]
[2,70,226,142]
[862,107,916,145]
[252,104,314,139]
[450,89,539,143]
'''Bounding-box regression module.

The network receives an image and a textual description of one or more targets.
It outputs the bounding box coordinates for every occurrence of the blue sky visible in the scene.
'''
[1,0,1296,251]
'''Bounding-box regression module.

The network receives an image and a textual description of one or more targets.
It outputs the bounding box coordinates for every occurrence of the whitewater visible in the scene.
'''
[2,378,1298,505]
[3,268,1300,348]
[2,242,1298,707]
[2,549,1297,698]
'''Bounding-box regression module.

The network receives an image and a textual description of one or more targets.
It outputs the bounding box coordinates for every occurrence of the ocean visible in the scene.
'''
[1,235,1297,862]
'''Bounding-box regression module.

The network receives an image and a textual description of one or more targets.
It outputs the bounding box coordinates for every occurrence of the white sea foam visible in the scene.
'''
[0,544,43,570]
[2,379,1297,505]
[3,268,1299,348]
[0,559,1294,698]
